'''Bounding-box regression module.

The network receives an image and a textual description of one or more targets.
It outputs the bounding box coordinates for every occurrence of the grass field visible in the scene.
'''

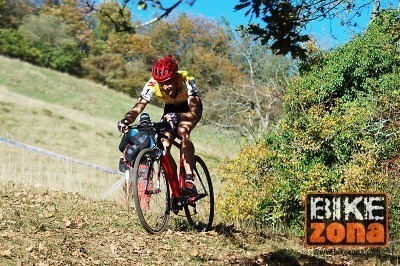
[1,56,399,265]
[0,55,241,200]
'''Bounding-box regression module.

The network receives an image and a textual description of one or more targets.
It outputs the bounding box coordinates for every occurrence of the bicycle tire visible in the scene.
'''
[131,148,170,234]
[184,155,214,231]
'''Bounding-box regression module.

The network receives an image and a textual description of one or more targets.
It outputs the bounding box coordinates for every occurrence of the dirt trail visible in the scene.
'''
[0,181,397,265]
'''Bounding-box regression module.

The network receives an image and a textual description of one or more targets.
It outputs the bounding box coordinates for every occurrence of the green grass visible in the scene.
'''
[0,55,240,199]
[1,56,397,266]
[0,57,239,167]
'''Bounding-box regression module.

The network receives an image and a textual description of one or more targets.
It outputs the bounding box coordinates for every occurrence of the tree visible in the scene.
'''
[84,0,196,32]
[204,34,294,140]
[82,53,150,95]
[219,9,400,228]
[146,13,245,92]
[0,28,40,62]
[81,1,155,94]
[0,0,5,19]
[19,14,83,73]
[83,0,393,59]
[42,0,94,54]
[234,0,394,58]
[0,0,38,28]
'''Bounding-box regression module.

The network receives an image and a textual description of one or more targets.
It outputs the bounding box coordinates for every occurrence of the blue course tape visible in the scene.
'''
[0,136,125,199]
[0,137,120,175]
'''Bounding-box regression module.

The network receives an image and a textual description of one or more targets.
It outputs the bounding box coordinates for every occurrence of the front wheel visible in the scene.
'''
[184,155,214,231]
[132,148,170,234]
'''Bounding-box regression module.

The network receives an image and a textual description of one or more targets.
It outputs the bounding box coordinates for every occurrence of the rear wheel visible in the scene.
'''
[184,155,214,231]
[132,148,170,234]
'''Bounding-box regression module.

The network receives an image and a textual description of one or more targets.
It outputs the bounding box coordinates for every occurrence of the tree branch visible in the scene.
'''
[84,0,197,32]
[133,0,184,29]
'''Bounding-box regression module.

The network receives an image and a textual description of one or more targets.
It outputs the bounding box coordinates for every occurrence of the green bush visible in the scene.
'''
[0,28,40,62]
[0,15,83,74]
[82,54,150,97]
[48,44,82,74]
[219,10,400,232]
[18,14,83,74]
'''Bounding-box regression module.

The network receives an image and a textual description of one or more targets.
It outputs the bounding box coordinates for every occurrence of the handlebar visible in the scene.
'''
[128,120,169,131]
[124,117,182,150]
[128,120,182,140]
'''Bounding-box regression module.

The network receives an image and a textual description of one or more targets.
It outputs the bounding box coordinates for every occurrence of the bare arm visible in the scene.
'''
[123,97,148,125]
[179,95,203,123]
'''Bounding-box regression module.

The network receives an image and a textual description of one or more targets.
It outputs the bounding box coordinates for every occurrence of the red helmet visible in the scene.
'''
[151,56,178,82]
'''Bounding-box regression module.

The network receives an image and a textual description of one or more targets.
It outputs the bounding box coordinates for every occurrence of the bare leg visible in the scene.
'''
[178,121,197,176]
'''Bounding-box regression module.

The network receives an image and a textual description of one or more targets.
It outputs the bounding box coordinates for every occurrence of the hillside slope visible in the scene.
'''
[1,56,397,265]
[0,55,239,199]
[2,181,391,266]
[0,55,239,166]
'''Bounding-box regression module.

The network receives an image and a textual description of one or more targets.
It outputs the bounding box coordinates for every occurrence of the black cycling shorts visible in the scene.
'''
[162,100,203,118]
[162,102,190,117]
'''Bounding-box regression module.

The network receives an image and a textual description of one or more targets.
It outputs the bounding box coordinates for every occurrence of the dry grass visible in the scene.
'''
[0,142,121,202]
[0,55,237,201]
[1,57,398,265]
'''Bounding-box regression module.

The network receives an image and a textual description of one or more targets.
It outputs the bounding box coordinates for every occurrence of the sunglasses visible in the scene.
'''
[158,79,174,89]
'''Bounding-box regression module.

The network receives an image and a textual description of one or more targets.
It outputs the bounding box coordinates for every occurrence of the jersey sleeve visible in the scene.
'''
[140,78,157,102]
[186,78,199,96]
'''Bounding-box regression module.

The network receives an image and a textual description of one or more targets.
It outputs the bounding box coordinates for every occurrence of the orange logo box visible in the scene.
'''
[305,193,388,247]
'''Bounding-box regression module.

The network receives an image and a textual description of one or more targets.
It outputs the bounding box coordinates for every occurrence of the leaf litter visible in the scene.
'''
[0,181,394,265]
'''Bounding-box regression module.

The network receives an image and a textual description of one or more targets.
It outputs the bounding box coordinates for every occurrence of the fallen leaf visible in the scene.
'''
[110,244,117,253]
[47,206,56,212]
[72,249,81,257]
[38,243,45,251]
[65,220,72,228]
[26,245,35,252]
[0,249,11,257]
[205,230,218,236]
[189,249,199,257]
[43,211,53,218]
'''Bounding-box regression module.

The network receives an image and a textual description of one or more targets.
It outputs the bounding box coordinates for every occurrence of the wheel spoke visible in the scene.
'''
[132,148,170,234]
[185,155,214,231]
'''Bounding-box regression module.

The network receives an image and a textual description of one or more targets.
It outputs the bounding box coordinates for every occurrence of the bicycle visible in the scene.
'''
[120,115,214,234]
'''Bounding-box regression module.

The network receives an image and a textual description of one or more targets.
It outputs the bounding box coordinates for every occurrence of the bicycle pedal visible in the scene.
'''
[171,198,183,214]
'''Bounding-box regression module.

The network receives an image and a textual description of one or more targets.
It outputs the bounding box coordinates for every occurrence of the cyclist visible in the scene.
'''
[117,56,203,197]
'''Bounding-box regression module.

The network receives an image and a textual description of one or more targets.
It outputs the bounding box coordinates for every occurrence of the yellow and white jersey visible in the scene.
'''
[140,71,199,105]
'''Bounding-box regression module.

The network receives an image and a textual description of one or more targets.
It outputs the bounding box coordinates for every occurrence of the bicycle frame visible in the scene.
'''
[124,121,208,203]
[159,135,187,198]
[155,130,207,204]
[123,119,214,233]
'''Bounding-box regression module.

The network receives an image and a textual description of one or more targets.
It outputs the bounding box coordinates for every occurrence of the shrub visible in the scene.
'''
[82,54,150,97]
[219,9,400,232]
[0,28,40,62]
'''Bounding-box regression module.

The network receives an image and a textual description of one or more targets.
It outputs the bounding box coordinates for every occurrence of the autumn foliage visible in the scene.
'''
[1,0,399,235]
[0,1,244,97]
[219,10,400,231]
